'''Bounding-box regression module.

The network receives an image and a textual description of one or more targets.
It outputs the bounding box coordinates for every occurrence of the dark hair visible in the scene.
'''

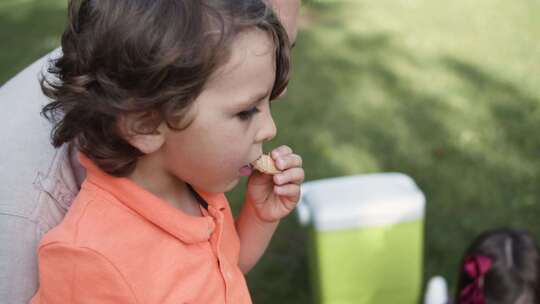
[456,228,540,304]
[41,0,291,176]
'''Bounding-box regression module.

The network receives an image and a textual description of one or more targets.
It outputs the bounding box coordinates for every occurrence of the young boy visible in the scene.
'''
[30,0,303,303]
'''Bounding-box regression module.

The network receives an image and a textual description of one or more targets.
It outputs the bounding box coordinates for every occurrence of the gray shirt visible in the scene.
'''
[0,48,85,304]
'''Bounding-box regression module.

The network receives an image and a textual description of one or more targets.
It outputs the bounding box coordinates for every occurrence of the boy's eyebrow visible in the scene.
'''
[236,88,272,109]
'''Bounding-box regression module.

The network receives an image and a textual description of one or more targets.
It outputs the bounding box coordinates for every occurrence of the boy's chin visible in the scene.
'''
[224,178,241,192]
[202,178,241,194]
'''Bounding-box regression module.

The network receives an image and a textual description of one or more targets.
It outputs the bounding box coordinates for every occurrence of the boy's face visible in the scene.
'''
[159,29,281,193]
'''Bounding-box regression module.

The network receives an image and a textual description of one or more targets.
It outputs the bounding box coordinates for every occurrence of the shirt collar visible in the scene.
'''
[78,152,228,244]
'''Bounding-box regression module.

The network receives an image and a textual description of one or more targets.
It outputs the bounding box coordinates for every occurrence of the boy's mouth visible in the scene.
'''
[238,153,263,177]
[239,164,253,177]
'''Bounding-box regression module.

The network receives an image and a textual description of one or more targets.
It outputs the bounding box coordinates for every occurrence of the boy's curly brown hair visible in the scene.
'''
[41,0,291,176]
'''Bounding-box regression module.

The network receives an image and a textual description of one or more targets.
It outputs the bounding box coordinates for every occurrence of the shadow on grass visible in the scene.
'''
[0,1,65,85]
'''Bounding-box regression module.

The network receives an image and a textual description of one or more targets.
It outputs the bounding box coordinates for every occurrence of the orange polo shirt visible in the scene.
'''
[30,153,252,303]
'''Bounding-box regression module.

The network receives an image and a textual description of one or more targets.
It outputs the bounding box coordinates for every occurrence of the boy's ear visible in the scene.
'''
[117,113,166,155]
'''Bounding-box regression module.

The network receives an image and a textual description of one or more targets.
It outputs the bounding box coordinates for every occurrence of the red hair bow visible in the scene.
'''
[459,255,492,304]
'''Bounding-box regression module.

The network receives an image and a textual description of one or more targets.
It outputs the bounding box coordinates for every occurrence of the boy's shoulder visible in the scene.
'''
[38,180,142,254]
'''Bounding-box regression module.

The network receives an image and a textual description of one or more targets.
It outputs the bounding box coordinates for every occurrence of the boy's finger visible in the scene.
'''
[275,154,302,170]
[273,168,305,185]
[273,184,301,198]
[271,145,293,158]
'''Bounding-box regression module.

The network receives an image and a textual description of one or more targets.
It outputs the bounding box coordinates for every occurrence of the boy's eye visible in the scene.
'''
[237,107,260,121]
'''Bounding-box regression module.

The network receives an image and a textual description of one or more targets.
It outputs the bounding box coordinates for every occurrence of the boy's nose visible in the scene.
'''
[256,112,277,143]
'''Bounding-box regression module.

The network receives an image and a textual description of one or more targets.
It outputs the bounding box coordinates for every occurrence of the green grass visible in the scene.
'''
[3,0,540,303]
[0,0,66,84]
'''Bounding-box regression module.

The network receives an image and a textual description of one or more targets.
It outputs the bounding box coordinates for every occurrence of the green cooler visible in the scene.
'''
[297,173,425,304]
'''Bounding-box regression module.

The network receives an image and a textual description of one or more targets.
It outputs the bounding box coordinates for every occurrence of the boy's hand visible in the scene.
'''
[245,145,305,223]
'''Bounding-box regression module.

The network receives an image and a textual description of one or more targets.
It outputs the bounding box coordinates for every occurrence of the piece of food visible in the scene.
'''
[251,154,282,175]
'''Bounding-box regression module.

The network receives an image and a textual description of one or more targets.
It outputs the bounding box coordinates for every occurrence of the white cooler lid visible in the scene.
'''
[297,173,425,231]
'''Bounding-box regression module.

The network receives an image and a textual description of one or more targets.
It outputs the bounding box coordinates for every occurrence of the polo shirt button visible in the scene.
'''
[226,271,232,280]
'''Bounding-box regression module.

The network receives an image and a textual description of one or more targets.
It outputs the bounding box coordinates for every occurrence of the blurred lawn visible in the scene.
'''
[0,0,65,84]
[2,0,540,303]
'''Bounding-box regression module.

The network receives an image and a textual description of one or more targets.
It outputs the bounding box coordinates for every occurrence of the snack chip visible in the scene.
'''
[251,154,282,175]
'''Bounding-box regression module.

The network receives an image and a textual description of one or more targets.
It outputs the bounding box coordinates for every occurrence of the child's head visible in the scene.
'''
[41,0,292,191]
[456,228,540,304]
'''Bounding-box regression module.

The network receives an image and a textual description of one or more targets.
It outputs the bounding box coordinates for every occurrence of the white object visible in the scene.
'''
[297,173,425,231]
[424,276,449,304]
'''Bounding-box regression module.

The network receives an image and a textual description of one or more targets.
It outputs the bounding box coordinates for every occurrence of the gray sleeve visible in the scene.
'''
[0,214,41,304]
[0,47,80,304]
